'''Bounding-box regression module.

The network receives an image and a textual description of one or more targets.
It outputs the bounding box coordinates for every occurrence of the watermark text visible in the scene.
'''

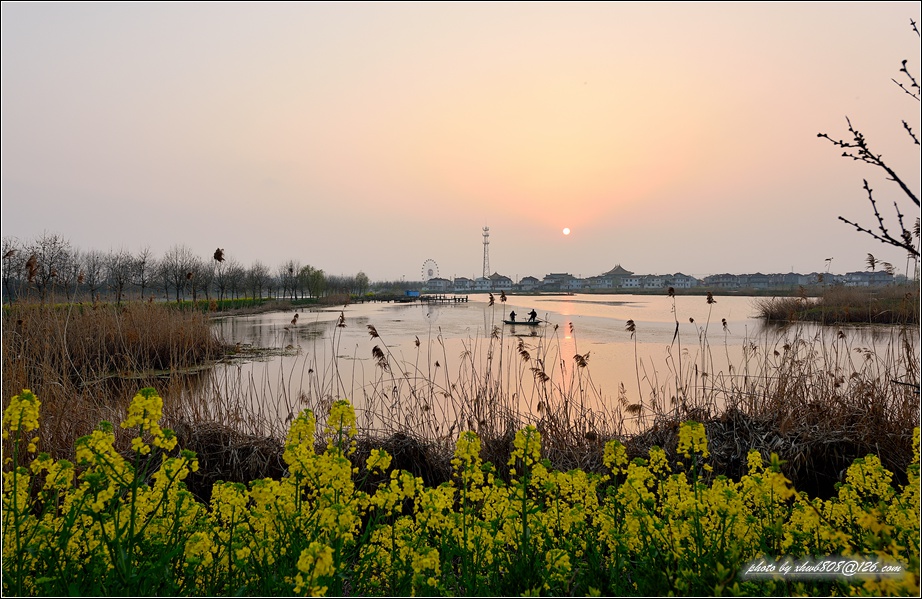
[741,556,904,580]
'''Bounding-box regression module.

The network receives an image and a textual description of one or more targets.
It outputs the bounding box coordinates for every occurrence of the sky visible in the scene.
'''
[2,2,920,282]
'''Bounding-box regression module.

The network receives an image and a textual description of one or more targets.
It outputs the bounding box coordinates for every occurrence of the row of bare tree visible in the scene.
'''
[1,235,370,304]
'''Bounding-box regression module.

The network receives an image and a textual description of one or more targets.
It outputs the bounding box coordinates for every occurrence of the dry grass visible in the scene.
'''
[172,420,286,501]
[2,300,225,458]
[755,284,919,325]
[624,314,919,496]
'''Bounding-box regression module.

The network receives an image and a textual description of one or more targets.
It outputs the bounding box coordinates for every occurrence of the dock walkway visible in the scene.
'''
[353,294,469,304]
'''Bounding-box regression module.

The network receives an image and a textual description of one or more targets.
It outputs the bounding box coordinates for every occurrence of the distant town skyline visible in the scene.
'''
[1,231,904,307]
[3,3,920,281]
[3,232,911,291]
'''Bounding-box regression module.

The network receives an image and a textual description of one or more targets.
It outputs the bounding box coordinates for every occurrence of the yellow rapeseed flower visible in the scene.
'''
[603,439,629,474]
[120,387,177,453]
[677,421,709,459]
[366,448,392,474]
[325,400,357,456]
[545,548,572,583]
[293,541,335,596]
[3,389,41,437]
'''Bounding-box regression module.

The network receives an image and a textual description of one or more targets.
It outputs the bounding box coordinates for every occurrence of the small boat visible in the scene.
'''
[503,320,542,326]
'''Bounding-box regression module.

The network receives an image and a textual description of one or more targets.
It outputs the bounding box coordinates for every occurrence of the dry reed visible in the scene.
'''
[2,301,225,459]
[755,284,919,325]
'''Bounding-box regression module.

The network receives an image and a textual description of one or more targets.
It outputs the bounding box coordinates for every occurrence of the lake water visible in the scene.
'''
[210,294,916,439]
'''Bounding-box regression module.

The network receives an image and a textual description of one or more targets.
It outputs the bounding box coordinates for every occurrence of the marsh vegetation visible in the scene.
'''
[755,284,919,325]
[2,282,919,596]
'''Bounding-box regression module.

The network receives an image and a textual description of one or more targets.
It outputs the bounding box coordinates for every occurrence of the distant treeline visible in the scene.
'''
[1,234,422,305]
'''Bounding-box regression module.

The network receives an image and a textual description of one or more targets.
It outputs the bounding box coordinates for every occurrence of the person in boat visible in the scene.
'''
[528,309,538,322]
[509,310,517,322]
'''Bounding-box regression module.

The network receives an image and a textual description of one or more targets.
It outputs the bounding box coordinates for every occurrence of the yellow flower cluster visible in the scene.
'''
[781,432,921,595]
[293,541,335,596]
[366,448,392,474]
[3,389,203,596]
[2,388,919,597]
[2,390,40,436]
[325,400,357,456]
[544,547,572,590]
[603,438,629,474]
[120,387,177,454]
[677,420,710,459]
[2,390,41,454]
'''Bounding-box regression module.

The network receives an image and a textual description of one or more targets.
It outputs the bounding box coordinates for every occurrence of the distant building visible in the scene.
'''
[747,273,770,289]
[582,265,635,290]
[703,274,741,288]
[622,276,642,289]
[489,272,514,290]
[845,271,894,286]
[642,275,665,289]
[517,276,541,291]
[425,277,451,292]
[782,273,811,287]
[453,277,474,292]
[585,275,613,290]
[602,264,635,288]
[471,273,514,291]
[564,277,586,291]
[542,273,578,290]
[669,273,698,289]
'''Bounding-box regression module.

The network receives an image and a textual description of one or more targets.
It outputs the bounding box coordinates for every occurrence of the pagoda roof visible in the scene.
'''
[603,264,634,276]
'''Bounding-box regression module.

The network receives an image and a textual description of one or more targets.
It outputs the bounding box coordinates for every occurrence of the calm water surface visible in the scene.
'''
[211,294,912,435]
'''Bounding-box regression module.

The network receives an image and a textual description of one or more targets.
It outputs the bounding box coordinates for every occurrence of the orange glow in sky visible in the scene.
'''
[2,3,919,281]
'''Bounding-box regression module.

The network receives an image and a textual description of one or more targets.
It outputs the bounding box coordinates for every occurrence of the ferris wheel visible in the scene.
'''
[421,259,439,281]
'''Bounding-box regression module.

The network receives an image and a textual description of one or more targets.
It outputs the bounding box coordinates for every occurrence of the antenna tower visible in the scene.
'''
[482,226,490,278]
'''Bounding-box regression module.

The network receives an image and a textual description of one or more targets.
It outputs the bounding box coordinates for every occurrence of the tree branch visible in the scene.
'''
[837,180,920,257]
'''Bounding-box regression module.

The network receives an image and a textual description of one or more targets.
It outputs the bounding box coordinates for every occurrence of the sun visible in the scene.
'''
[562,227,571,235]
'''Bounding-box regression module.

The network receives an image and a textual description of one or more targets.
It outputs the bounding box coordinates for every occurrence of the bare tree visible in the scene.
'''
[161,244,196,302]
[213,253,232,301]
[57,251,82,302]
[212,248,228,301]
[819,19,920,262]
[188,256,213,303]
[2,237,24,304]
[106,248,134,304]
[325,274,355,296]
[226,260,246,300]
[157,261,171,301]
[278,260,300,299]
[133,246,154,301]
[247,261,270,300]
[26,233,72,302]
[81,250,106,302]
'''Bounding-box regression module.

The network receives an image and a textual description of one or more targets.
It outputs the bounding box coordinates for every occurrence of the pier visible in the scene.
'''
[353,294,469,304]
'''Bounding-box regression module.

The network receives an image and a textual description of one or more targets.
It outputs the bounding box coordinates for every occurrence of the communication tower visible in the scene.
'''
[482,226,490,278]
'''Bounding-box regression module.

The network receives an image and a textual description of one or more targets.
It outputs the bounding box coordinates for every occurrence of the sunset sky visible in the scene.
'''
[2,2,920,282]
